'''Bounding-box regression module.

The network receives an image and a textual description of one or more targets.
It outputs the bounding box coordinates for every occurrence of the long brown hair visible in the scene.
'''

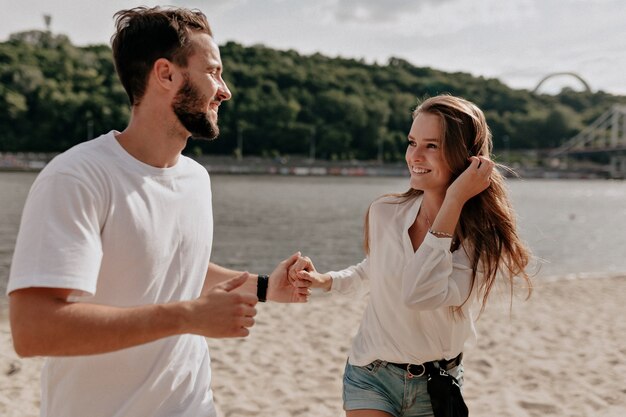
[364,95,532,313]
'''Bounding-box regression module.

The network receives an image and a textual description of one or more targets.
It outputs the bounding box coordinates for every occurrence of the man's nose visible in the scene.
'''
[217,79,232,101]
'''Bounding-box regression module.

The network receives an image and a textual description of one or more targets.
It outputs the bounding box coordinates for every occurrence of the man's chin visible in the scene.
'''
[189,128,219,142]
[186,120,219,141]
[190,135,218,142]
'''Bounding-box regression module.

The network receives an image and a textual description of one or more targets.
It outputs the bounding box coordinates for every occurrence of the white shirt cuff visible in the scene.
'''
[424,231,453,251]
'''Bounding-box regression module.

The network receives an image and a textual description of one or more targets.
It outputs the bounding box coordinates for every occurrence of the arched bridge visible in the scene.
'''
[533,72,592,94]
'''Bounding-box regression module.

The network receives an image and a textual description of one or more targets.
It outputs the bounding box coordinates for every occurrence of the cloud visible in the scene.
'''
[332,0,454,23]
[171,0,246,13]
[2,0,624,94]
[327,0,539,40]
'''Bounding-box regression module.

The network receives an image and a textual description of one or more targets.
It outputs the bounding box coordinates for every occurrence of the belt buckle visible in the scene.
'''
[406,363,425,378]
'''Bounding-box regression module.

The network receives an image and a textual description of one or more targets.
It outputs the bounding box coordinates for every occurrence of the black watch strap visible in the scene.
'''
[257,274,269,302]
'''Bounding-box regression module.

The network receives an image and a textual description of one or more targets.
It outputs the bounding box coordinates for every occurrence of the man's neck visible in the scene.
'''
[115,106,188,168]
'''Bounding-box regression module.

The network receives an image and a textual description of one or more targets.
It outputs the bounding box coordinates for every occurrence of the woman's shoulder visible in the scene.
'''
[369,193,419,219]
[377,192,421,205]
[372,193,416,206]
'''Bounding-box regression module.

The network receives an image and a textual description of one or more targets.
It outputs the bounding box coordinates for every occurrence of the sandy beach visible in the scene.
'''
[1,275,625,417]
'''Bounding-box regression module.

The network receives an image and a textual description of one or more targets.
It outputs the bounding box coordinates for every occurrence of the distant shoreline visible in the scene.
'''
[0,153,617,179]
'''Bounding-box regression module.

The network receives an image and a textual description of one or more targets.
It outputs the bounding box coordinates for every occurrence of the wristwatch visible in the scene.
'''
[257,274,269,302]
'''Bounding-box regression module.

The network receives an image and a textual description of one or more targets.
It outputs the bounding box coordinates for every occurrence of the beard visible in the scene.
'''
[172,74,219,141]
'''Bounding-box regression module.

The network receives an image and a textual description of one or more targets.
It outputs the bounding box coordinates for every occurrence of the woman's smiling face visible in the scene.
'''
[405,112,453,195]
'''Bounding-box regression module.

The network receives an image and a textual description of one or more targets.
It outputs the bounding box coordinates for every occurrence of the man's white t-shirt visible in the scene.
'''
[8,131,216,417]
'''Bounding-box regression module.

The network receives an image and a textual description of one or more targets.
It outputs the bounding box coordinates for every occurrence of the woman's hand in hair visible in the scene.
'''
[447,156,494,204]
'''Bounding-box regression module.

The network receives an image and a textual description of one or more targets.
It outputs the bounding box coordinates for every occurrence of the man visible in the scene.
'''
[7,7,309,417]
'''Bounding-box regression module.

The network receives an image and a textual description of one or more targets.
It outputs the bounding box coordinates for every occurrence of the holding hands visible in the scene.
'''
[287,255,332,292]
[267,252,313,303]
[194,252,314,341]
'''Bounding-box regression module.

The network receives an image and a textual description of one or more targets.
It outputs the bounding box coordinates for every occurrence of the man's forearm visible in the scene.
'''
[10,288,188,357]
[203,262,257,296]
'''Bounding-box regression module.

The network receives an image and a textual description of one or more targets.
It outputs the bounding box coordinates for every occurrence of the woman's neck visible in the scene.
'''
[420,192,446,223]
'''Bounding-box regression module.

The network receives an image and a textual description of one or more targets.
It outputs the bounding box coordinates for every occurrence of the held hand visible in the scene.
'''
[446,156,494,204]
[188,272,258,338]
[267,252,311,303]
[295,269,332,291]
[287,255,316,285]
[289,255,332,292]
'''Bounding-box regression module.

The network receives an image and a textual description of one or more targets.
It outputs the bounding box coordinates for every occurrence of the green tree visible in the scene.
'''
[1,31,625,158]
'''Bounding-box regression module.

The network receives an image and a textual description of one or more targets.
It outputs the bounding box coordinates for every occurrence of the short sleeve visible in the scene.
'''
[7,173,104,296]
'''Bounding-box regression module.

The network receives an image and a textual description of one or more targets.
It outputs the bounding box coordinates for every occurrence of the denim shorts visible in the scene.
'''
[343,359,464,417]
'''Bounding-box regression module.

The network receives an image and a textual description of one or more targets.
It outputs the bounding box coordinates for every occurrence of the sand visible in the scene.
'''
[1,276,625,417]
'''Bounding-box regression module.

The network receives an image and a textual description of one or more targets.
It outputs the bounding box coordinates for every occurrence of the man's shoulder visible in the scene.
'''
[179,154,211,181]
[180,154,207,170]
[44,132,116,176]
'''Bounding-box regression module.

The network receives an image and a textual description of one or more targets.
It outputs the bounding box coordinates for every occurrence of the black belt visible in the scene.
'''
[388,352,463,378]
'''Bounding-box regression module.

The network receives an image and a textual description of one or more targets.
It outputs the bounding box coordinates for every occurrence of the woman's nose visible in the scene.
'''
[407,146,423,160]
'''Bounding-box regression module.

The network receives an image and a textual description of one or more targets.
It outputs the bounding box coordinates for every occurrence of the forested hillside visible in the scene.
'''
[2,30,625,160]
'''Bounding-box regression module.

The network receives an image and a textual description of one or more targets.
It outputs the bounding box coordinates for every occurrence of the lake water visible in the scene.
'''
[2,172,626,306]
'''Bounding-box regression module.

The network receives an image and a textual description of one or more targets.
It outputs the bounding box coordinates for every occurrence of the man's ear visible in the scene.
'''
[153,58,176,90]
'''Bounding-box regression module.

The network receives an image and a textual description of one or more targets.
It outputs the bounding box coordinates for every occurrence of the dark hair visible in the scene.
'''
[111,6,212,106]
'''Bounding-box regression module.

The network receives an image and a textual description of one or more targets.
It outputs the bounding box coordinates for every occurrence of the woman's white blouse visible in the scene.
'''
[329,194,479,366]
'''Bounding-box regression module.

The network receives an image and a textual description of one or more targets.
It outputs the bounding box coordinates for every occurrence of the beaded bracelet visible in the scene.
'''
[428,229,454,239]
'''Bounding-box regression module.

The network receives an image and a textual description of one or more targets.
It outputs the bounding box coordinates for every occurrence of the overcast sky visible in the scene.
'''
[2,0,625,95]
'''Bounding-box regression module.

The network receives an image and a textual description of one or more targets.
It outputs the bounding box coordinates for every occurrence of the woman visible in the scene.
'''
[290,95,532,417]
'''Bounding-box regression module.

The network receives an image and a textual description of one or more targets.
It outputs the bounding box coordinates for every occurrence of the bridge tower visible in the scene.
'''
[550,105,626,178]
